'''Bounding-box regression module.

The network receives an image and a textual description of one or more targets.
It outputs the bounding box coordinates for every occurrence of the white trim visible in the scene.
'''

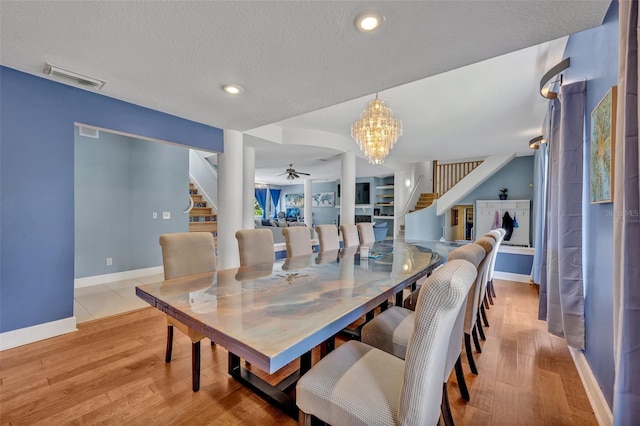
[74,266,163,288]
[0,317,77,351]
[493,271,531,283]
[498,246,535,255]
[569,347,613,426]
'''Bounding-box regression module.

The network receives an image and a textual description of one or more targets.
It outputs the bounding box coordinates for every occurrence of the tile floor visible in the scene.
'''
[73,273,164,324]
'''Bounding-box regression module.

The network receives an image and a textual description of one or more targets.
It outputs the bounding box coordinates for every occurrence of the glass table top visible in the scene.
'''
[136,239,462,373]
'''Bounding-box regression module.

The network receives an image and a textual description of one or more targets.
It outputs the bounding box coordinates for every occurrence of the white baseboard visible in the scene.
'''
[493,271,531,283]
[569,347,613,426]
[74,266,164,288]
[0,317,77,351]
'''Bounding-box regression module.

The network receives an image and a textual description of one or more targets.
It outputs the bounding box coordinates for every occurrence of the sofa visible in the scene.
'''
[254,218,309,244]
[373,222,388,241]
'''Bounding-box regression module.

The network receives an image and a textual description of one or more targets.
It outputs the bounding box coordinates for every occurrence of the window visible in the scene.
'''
[254,199,263,217]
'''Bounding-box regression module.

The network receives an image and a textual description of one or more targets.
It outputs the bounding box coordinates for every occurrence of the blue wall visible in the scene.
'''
[0,67,223,333]
[495,252,533,274]
[75,129,189,278]
[460,156,535,244]
[459,156,535,205]
[560,3,618,408]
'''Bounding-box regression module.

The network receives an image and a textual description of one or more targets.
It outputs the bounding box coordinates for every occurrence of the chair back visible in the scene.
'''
[159,232,216,280]
[235,229,275,266]
[340,224,359,247]
[356,222,375,244]
[485,229,504,282]
[443,244,486,379]
[282,226,312,257]
[399,259,477,425]
[463,237,495,333]
[315,224,340,252]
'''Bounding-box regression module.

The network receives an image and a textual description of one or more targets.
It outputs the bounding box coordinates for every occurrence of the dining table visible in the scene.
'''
[136,238,461,418]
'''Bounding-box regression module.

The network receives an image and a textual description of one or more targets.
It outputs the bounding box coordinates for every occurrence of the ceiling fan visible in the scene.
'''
[278,164,310,181]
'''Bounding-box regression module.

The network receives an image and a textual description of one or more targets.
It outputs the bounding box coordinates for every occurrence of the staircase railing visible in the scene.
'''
[433,160,483,196]
[182,196,195,214]
[400,174,425,218]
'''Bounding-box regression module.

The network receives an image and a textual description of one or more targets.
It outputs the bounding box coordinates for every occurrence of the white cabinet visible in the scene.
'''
[475,200,530,246]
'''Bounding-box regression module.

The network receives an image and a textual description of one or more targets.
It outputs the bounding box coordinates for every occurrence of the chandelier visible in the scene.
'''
[351,93,402,164]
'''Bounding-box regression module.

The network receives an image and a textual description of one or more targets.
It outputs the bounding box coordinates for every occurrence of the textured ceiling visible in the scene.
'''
[1,1,611,184]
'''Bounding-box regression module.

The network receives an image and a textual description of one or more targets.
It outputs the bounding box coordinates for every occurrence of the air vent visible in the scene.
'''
[79,126,99,139]
[43,63,106,90]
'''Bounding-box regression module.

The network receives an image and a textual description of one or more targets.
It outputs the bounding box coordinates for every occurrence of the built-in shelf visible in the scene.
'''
[375,177,394,238]
[334,204,373,209]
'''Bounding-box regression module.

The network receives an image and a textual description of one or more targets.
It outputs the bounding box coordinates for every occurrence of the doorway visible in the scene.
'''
[450,204,474,241]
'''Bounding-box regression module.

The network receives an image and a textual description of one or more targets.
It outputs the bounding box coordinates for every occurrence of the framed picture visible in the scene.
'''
[284,193,304,208]
[312,192,335,207]
[590,86,617,204]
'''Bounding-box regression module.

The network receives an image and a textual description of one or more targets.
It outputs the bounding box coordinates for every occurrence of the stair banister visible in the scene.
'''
[182,196,195,214]
[398,174,425,219]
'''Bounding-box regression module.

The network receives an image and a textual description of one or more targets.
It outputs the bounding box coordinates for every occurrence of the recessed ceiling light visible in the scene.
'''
[222,84,243,95]
[354,11,383,33]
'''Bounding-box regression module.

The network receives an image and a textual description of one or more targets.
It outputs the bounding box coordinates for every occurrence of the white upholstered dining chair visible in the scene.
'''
[339,223,359,247]
[315,224,340,252]
[485,228,505,300]
[463,236,495,372]
[356,222,376,244]
[159,232,217,392]
[282,226,312,257]
[361,244,485,422]
[235,228,275,266]
[296,259,477,426]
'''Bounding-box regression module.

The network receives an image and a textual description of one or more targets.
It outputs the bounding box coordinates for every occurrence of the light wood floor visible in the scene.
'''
[0,279,596,425]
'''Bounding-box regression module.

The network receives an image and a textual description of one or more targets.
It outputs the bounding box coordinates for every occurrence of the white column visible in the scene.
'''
[243,146,256,230]
[340,151,356,225]
[304,179,313,227]
[394,170,406,238]
[217,130,243,269]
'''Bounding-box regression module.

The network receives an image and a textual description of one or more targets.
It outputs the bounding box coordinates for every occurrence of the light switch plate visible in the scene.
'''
[163,211,170,219]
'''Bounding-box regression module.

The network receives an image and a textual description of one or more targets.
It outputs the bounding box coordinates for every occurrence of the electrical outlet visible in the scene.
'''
[106,258,113,266]
[153,212,158,219]
[163,211,170,219]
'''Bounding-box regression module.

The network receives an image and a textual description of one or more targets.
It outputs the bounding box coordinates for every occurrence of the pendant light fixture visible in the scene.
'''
[351,93,402,164]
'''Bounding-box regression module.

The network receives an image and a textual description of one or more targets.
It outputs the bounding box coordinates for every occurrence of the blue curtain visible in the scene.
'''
[613,2,640,422]
[254,188,267,219]
[538,81,586,349]
[531,109,550,285]
[270,188,282,218]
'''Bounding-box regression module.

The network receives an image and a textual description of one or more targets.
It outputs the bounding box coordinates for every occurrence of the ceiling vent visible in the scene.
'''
[43,63,107,90]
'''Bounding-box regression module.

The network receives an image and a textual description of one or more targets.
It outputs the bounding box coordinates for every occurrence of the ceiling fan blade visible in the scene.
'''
[293,173,300,178]
[298,172,311,176]
[276,172,287,176]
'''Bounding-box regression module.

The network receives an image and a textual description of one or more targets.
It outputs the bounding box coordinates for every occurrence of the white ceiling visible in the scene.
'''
[1,1,611,185]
